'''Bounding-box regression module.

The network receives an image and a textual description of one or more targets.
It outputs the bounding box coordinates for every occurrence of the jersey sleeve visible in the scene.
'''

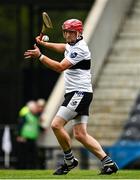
[65,47,86,65]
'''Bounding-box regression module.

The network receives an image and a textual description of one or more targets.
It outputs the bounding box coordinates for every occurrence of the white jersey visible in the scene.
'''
[64,38,93,93]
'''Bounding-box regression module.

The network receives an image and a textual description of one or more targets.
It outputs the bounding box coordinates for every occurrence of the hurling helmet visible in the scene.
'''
[62,19,83,33]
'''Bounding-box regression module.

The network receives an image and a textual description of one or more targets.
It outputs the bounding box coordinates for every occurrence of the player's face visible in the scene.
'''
[63,30,78,43]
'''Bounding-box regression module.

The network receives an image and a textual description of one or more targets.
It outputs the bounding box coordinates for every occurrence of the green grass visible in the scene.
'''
[0,170,140,179]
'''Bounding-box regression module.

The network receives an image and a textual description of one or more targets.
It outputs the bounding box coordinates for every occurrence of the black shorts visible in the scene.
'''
[62,91,93,116]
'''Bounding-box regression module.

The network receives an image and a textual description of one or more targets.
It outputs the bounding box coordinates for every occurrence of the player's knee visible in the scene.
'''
[51,121,60,131]
[74,131,85,142]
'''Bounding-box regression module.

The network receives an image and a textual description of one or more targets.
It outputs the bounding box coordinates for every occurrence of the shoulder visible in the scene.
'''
[75,39,89,51]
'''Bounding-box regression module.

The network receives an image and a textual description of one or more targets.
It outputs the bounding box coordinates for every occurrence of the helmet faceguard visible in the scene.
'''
[62,19,83,33]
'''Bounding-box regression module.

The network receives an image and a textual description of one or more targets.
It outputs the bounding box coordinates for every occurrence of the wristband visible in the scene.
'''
[38,53,42,59]
[39,54,45,61]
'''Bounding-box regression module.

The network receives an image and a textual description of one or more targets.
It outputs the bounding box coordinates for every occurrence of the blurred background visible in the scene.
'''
[1,0,140,170]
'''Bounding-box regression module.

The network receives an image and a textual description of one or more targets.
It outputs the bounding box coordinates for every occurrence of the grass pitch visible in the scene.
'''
[0,170,140,179]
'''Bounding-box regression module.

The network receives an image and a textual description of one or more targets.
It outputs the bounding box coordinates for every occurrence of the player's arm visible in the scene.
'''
[40,56,72,72]
[24,44,72,72]
[36,36,65,53]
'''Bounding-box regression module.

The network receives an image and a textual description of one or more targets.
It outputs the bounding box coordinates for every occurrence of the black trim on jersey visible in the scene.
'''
[69,59,91,70]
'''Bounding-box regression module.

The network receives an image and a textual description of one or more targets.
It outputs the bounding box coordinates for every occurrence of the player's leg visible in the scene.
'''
[73,120,119,174]
[51,116,71,151]
[73,120,106,159]
[51,108,78,175]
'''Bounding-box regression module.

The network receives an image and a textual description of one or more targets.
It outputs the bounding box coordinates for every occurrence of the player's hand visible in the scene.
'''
[36,36,46,45]
[36,36,48,47]
[36,36,42,44]
[24,44,41,59]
